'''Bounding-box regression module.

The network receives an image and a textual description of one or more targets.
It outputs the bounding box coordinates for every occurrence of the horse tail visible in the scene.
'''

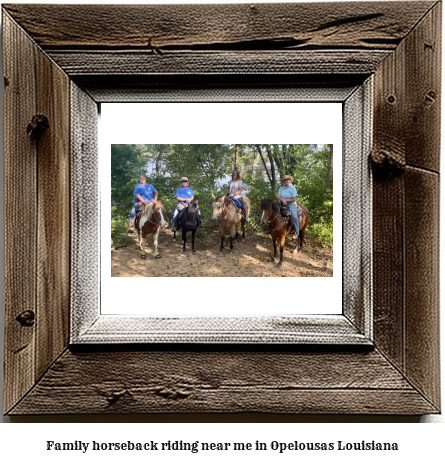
[243,196,251,219]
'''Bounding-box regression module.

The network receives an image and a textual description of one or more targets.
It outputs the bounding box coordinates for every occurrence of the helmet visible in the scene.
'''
[180,177,189,182]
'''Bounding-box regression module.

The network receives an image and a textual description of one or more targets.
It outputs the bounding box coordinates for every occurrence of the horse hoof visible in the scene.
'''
[192,250,196,254]
[141,255,146,260]
[219,250,223,254]
[277,262,283,267]
[228,250,232,255]
[172,239,176,243]
[271,257,275,262]
[156,254,161,259]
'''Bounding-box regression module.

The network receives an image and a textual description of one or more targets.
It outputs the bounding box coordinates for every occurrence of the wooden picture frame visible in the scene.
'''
[2,2,440,415]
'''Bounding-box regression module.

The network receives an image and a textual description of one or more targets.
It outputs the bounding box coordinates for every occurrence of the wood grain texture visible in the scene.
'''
[70,84,99,339]
[404,2,441,172]
[372,3,441,411]
[404,168,440,408]
[372,1,441,172]
[35,37,71,381]
[3,12,38,414]
[2,2,435,50]
[2,2,441,416]
[8,349,438,415]
[47,50,391,76]
[342,81,372,336]
[372,175,405,369]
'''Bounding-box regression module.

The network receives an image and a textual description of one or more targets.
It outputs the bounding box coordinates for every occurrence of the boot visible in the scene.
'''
[241,206,248,226]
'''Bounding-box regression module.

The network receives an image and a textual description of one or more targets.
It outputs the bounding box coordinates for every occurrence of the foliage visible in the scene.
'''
[111,143,334,247]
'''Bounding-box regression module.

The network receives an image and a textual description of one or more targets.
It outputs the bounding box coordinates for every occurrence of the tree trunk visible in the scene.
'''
[234,145,239,170]
[155,148,163,177]
[324,144,333,200]
[255,144,276,191]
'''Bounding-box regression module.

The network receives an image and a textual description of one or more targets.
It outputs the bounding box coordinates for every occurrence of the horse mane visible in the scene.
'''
[141,202,154,218]
[260,198,275,209]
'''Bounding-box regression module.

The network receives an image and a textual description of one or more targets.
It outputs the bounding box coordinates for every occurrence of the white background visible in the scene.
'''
[101,102,342,316]
[0,0,444,459]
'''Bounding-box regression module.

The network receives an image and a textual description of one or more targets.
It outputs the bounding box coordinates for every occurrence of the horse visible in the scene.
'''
[135,200,167,260]
[260,198,309,266]
[170,201,199,253]
[211,195,250,254]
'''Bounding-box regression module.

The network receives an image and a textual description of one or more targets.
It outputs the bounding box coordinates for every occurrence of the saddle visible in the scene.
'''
[228,196,245,216]
[135,202,145,217]
[280,205,291,217]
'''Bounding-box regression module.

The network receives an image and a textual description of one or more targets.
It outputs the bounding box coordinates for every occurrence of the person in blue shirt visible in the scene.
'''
[171,177,202,231]
[277,174,299,237]
[127,175,157,233]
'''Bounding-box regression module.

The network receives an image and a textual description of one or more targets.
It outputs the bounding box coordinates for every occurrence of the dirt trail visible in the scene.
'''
[111,229,333,278]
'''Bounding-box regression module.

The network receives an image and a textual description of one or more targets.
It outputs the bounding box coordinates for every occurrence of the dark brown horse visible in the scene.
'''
[260,198,309,266]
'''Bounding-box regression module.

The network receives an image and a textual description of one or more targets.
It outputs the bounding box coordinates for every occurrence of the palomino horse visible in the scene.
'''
[260,198,309,266]
[211,195,250,254]
[171,201,199,253]
[135,200,167,260]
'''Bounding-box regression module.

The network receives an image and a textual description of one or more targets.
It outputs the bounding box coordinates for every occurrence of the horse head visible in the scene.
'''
[211,195,224,222]
[260,198,275,226]
[185,200,199,229]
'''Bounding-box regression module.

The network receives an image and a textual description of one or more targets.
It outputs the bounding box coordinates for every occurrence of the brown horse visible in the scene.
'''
[211,195,250,254]
[260,198,309,266]
[135,200,167,260]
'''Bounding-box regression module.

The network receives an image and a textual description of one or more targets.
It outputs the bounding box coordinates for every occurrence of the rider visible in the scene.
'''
[171,177,202,232]
[277,174,299,237]
[227,170,247,225]
[127,175,157,233]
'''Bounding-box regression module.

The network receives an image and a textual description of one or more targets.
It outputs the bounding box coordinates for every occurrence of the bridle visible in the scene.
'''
[213,199,226,221]
[261,203,287,232]
[146,205,163,225]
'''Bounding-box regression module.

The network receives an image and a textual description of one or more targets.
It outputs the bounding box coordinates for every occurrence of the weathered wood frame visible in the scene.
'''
[2,2,440,415]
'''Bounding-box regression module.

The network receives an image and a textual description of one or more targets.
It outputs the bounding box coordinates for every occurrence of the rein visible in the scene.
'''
[262,203,288,233]
[143,205,162,226]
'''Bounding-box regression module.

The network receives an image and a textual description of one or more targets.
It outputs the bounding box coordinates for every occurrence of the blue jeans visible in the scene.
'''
[129,201,139,225]
[287,202,299,236]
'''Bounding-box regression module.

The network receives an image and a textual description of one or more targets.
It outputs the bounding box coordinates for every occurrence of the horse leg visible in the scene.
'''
[228,224,236,254]
[299,230,304,252]
[235,223,239,239]
[182,228,187,253]
[141,237,147,260]
[154,228,161,259]
[278,234,285,267]
[192,228,196,254]
[271,236,278,262]
[242,222,246,240]
[173,231,176,243]
[219,224,225,254]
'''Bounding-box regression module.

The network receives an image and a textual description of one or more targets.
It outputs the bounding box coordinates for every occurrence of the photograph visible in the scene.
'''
[111,144,334,278]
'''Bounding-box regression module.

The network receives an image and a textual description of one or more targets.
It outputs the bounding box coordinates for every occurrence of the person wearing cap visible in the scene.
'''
[171,177,202,231]
[127,175,157,233]
[277,174,299,237]
[227,169,247,226]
